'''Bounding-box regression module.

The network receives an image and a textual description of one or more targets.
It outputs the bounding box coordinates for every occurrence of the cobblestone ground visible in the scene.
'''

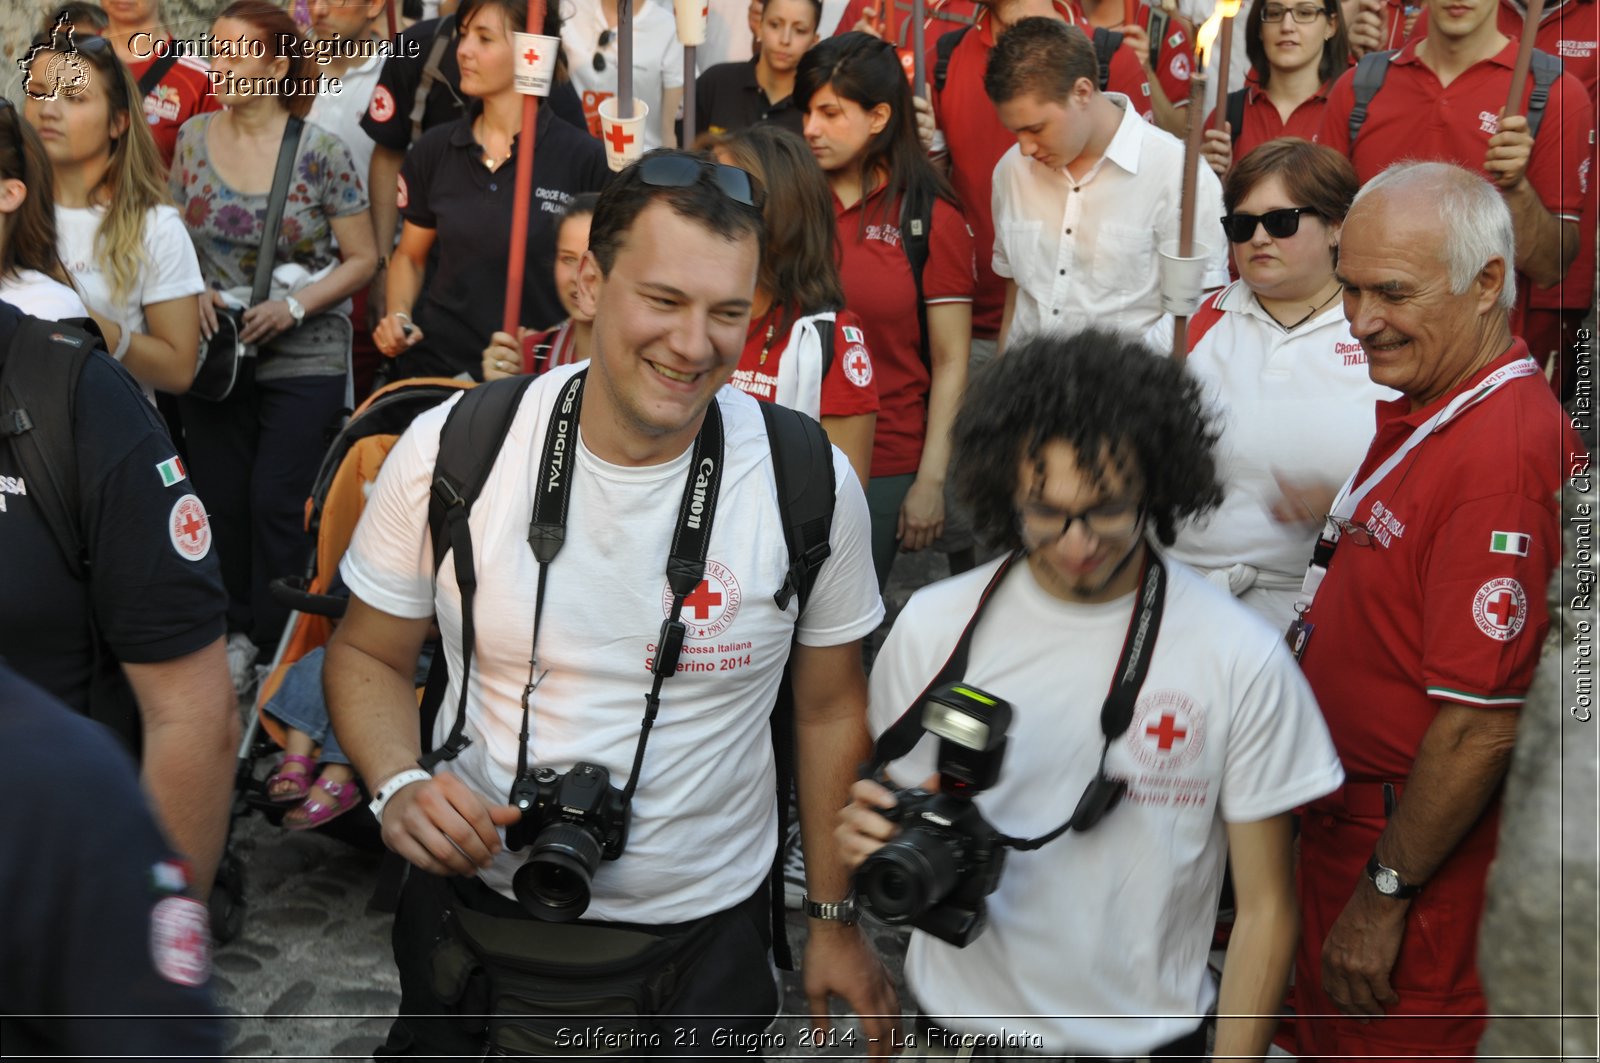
[214,549,951,1060]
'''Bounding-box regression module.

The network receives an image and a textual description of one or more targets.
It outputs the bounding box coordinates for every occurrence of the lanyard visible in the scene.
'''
[869,547,1168,849]
[1293,357,1540,613]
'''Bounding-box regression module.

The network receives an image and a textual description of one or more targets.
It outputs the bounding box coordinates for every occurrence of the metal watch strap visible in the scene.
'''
[804,894,859,923]
[1365,853,1422,898]
[368,768,432,822]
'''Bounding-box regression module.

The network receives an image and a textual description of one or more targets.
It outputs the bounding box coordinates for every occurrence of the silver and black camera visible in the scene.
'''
[505,763,630,921]
[855,683,1012,947]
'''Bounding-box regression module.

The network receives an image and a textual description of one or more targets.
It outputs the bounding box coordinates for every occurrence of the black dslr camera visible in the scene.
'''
[505,763,630,921]
[855,683,1012,947]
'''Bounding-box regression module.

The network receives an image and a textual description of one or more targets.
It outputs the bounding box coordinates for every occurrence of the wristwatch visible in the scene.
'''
[285,294,306,326]
[804,893,859,924]
[1365,853,1422,899]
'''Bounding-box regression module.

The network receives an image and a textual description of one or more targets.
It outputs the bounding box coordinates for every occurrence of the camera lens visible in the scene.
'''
[856,831,961,924]
[514,822,604,921]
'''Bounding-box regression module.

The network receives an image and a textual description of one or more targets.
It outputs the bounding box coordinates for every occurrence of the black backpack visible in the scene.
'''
[1348,47,1563,145]
[419,377,838,966]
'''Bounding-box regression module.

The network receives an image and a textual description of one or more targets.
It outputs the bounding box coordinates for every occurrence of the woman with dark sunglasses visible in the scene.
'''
[1166,139,1392,628]
[560,0,687,150]
[1200,0,1351,177]
[0,101,87,320]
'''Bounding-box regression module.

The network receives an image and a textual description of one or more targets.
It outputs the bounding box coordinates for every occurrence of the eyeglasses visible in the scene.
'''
[1327,514,1378,547]
[636,152,766,211]
[593,28,612,73]
[1260,3,1327,22]
[1017,499,1144,548]
[1220,206,1320,243]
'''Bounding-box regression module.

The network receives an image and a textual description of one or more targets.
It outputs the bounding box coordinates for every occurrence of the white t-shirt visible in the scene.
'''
[308,53,384,182]
[991,94,1228,346]
[701,0,757,70]
[1167,282,1395,627]
[54,204,204,344]
[342,364,884,923]
[0,270,88,321]
[869,553,1343,1056]
[560,0,686,150]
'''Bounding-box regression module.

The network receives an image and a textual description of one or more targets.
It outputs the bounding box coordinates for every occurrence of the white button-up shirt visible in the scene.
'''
[991,94,1229,347]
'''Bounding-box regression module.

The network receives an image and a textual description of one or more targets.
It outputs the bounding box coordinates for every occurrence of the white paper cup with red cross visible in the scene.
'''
[673,0,708,46]
[598,96,649,172]
[512,33,560,96]
[1158,240,1213,317]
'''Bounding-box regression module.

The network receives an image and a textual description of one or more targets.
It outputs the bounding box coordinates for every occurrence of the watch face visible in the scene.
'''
[1374,867,1400,894]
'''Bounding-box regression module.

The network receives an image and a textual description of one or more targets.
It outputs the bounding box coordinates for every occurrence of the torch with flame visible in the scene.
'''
[1195,0,1242,66]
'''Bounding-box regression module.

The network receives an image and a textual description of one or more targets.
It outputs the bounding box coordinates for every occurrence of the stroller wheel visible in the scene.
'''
[210,854,247,944]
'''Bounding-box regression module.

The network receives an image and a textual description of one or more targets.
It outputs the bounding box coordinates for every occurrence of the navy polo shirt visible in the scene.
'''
[396,104,610,378]
[693,59,804,141]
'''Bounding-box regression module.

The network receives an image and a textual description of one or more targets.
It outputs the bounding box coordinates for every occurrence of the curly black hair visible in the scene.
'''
[952,330,1225,550]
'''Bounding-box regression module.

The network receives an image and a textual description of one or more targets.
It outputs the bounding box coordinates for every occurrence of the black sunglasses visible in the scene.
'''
[593,28,612,73]
[636,153,766,211]
[1221,206,1320,243]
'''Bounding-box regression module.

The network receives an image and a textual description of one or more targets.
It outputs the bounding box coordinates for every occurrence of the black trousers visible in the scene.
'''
[376,870,781,1061]
[179,366,345,650]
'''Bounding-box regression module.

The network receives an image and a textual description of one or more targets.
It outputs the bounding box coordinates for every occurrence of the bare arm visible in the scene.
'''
[997,281,1017,354]
[368,145,405,267]
[1485,114,1579,288]
[1320,702,1520,1016]
[899,301,971,550]
[820,413,876,494]
[288,211,380,317]
[94,296,202,395]
[374,222,437,356]
[1214,813,1299,1061]
[789,639,900,1055]
[661,86,685,149]
[122,636,239,899]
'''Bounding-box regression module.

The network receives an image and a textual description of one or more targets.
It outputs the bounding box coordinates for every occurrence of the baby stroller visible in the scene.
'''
[210,378,473,943]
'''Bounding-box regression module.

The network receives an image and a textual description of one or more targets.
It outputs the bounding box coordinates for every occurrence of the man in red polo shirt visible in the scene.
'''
[1315,0,1590,341]
[107,0,221,170]
[1293,161,1584,1060]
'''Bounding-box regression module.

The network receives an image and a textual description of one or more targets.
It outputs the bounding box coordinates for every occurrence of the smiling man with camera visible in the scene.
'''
[327,151,896,1059]
[837,329,1345,1061]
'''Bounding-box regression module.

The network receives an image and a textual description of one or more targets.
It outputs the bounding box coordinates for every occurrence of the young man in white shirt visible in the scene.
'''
[986,19,1228,349]
[838,328,1344,1060]
[327,151,897,1058]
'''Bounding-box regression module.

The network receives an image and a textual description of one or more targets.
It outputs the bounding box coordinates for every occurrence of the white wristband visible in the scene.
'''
[110,324,132,361]
[368,768,432,822]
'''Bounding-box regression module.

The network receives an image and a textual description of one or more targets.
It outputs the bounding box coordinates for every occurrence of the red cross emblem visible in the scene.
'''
[1485,591,1519,628]
[841,342,873,386]
[168,494,212,561]
[1145,712,1188,751]
[684,579,723,620]
[180,512,205,543]
[605,122,635,154]
[523,45,540,64]
[1472,577,1527,642]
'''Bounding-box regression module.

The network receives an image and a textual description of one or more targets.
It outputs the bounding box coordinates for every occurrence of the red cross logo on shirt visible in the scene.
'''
[684,579,723,619]
[1484,590,1519,628]
[179,511,205,544]
[848,349,870,378]
[1472,577,1528,642]
[1145,712,1188,751]
[523,45,541,65]
[605,122,635,154]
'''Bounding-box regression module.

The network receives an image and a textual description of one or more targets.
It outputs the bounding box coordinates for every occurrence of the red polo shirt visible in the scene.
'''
[126,48,221,170]
[730,306,881,417]
[1316,38,1592,329]
[830,0,985,84]
[932,2,1193,338]
[834,187,975,478]
[1299,342,1581,781]
[1204,71,1331,163]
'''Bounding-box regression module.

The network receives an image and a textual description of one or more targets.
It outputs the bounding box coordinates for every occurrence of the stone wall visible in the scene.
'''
[1,0,226,104]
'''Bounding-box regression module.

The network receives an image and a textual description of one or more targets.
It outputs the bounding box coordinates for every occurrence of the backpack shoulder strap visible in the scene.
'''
[1348,49,1396,147]
[420,374,536,769]
[412,15,456,141]
[0,318,98,579]
[933,25,973,94]
[900,187,936,370]
[758,402,836,616]
[1525,49,1562,140]
[137,53,180,98]
[816,311,837,378]
[1226,87,1247,145]
[1091,27,1124,93]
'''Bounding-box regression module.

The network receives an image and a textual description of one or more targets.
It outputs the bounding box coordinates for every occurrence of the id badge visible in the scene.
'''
[1285,616,1314,662]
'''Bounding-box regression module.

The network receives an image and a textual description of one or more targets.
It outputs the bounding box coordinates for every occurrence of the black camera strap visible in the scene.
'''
[868,547,1168,849]
[506,368,726,798]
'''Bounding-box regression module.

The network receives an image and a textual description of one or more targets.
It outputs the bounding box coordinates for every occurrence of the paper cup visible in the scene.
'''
[598,96,649,172]
[512,33,560,97]
[1158,240,1213,317]
[674,0,708,46]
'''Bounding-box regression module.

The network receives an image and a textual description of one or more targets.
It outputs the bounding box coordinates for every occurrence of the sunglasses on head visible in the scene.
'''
[1220,206,1319,243]
[593,28,612,73]
[635,152,765,211]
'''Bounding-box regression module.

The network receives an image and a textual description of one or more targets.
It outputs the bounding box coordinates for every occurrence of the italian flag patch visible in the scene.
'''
[843,325,865,345]
[1489,531,1530,556]
[156,456,187,487]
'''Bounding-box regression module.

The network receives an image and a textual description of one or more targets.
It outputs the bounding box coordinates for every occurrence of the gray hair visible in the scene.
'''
[1350,161,1516,312]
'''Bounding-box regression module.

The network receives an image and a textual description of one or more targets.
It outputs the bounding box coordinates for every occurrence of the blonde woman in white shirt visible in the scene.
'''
[0,102,87,321]
[23,35,202,393]
[1169,138,1394,627]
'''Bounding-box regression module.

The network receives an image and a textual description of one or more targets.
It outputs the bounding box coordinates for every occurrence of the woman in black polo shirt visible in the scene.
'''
[374,0,609,379]
[691,0,821,142]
